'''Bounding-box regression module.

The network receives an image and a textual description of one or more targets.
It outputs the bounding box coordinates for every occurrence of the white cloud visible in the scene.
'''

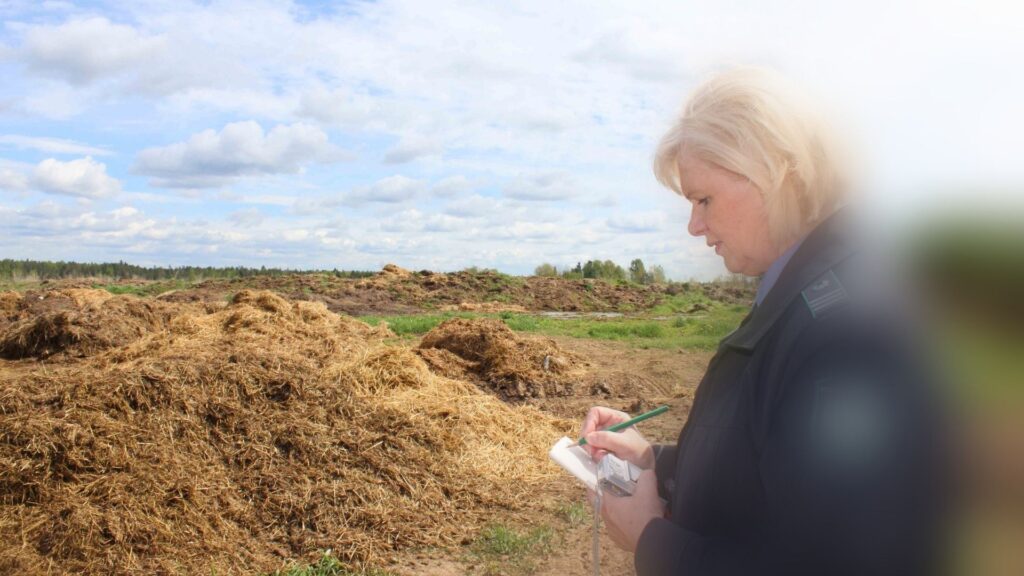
[431,175,472,197]
[344,175,424,205]
[0,134,111,156]
[22,17,165,85]
[383,135,442,164]
[607,211,668,233]
[134,121,346,188]
[0,1,1020,279]
[228,208,265,228]
[31,156,120,198]
[0,167,30,192]
[502,171,576,202]
[444,194,504,217]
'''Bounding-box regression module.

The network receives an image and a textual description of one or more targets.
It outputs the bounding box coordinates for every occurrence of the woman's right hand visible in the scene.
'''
[579,406,656,469]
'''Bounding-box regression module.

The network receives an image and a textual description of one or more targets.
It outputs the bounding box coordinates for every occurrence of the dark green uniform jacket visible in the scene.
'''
[636,211,948,576]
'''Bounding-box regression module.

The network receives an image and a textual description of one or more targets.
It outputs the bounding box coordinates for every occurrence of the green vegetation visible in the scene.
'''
[469,524,555,576]
[266,551,394,576]
[361,303,747,350]
[0,258,375,284]
[555,499,589,527]
[90,280,192,297]
[360,312,476,336]
[535,258,668,284]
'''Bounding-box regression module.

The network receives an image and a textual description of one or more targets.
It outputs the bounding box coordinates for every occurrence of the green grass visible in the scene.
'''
[648,291,715,315]
[468,524,555,576]
[90,279,192,297]
[555,499,589,527]
[265,551,395,576]
[359,304,747,350]
[360,312,477,336]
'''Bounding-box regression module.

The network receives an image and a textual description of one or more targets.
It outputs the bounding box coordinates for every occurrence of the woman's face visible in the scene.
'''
[677,150,780,276]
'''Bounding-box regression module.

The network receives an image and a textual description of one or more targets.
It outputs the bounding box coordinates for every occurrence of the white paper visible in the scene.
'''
[548,436,598,491]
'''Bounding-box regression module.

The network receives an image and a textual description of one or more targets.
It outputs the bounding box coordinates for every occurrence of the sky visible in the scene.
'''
[0,0,1021,280]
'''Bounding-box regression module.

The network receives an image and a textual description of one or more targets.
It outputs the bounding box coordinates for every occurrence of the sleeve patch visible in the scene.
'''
[801,270,849,318]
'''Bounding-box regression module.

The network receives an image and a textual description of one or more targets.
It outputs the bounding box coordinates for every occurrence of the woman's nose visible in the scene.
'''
[688,207,706,237]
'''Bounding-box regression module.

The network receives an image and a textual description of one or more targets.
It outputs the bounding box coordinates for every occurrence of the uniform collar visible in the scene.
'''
[755,235,804,306]
[721,209,856,352]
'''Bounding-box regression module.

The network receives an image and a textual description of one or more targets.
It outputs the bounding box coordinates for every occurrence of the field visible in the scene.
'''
[1,264,1019,575]
[0,266,753,575]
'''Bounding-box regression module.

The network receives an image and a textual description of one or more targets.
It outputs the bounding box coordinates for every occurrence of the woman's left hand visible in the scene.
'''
[589,469,666,553]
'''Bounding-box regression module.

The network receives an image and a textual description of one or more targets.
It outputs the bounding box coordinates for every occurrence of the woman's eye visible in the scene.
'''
[697,197,709,206]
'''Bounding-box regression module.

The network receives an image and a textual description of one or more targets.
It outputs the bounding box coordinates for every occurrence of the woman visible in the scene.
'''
[581,68,946,575]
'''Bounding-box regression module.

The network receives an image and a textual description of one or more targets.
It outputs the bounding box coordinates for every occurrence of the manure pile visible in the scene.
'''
[0,290,570,574]
[0,288,189,360]
[417,317,587,399]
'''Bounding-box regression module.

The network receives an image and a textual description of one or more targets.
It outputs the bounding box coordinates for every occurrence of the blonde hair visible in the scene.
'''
[654,67,847,246]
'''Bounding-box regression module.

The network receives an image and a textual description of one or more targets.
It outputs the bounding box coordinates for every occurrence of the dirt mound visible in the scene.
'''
[0,292,182,360]
[0,291,21,319]
[0,290,568,574]
[418,318,586,399]
[380,263,412,277]
[439,301,528,313]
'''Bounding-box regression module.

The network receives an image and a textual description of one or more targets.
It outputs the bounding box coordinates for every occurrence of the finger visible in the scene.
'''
[580,406,630,438]
[585,430,639,458]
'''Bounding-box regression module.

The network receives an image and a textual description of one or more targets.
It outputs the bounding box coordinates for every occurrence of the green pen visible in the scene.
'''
[577,404,670,447]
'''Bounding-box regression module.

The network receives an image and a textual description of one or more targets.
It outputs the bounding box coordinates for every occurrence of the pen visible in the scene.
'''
[576,404,670,447]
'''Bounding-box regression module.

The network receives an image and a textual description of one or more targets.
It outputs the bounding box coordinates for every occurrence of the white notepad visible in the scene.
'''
[548,436,599,491]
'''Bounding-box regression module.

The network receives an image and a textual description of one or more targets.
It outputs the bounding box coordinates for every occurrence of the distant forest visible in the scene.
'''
[0,259,376,282]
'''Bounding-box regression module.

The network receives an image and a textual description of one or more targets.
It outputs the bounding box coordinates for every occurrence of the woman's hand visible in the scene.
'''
[592,470,666,553]
[579,406,655,469]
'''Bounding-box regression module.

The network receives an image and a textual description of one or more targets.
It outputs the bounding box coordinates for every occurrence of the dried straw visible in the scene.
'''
[0,290,570,574]
[418,317,586,399]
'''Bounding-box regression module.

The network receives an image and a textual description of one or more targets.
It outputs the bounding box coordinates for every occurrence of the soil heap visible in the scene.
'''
[417,317,587,399]
[0,289,187,360]
[0,290,570,574]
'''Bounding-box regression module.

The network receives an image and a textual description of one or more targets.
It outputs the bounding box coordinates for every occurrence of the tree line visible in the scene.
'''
[533,259,667,284]
[0,259,376,282]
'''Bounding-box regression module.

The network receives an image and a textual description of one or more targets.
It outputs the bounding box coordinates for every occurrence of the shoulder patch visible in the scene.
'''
[801,269,848,318]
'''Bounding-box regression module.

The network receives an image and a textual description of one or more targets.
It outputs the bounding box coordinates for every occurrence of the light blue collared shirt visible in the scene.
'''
[754,238,804,306]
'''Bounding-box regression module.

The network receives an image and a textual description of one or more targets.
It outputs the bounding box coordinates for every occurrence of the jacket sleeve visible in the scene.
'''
[651,444,677,502]
[635,320,947,576]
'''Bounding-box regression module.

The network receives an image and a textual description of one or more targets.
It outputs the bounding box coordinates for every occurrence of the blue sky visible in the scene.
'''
[0,0,1021,279]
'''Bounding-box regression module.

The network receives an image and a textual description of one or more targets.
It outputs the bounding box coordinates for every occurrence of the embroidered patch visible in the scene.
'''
[801,270,848,318]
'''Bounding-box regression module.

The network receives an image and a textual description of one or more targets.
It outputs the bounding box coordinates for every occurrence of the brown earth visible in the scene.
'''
[417,318,588,399]
[0,290,584,574]
[73,265,755,315]
[0,279,732,576]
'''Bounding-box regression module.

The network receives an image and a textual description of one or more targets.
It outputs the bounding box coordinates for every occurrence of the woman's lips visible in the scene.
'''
[711,242,722,254]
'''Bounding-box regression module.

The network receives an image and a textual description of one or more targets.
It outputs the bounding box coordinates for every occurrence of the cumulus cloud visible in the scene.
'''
[431,175,472,197]
[502,171,576,202]
[134,121,347,188]
[0,167,30,192]
[0,135,111,156]
[444,194,504,217]
[383,135,442,164]
[606,211,669,233]
[228,208,265,228]
[22,17,165,85]
[344,175,424,205]
[31,156,121,198]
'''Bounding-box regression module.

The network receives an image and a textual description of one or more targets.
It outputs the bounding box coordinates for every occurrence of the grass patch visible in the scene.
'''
[360,312,477,336]
[469,524,555,576]
[502,306,746,350]
[360,304,747,349]
[648,290,714,315]
[266,551,394,576]
[92,280,191,297]
[556,499,589,527]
